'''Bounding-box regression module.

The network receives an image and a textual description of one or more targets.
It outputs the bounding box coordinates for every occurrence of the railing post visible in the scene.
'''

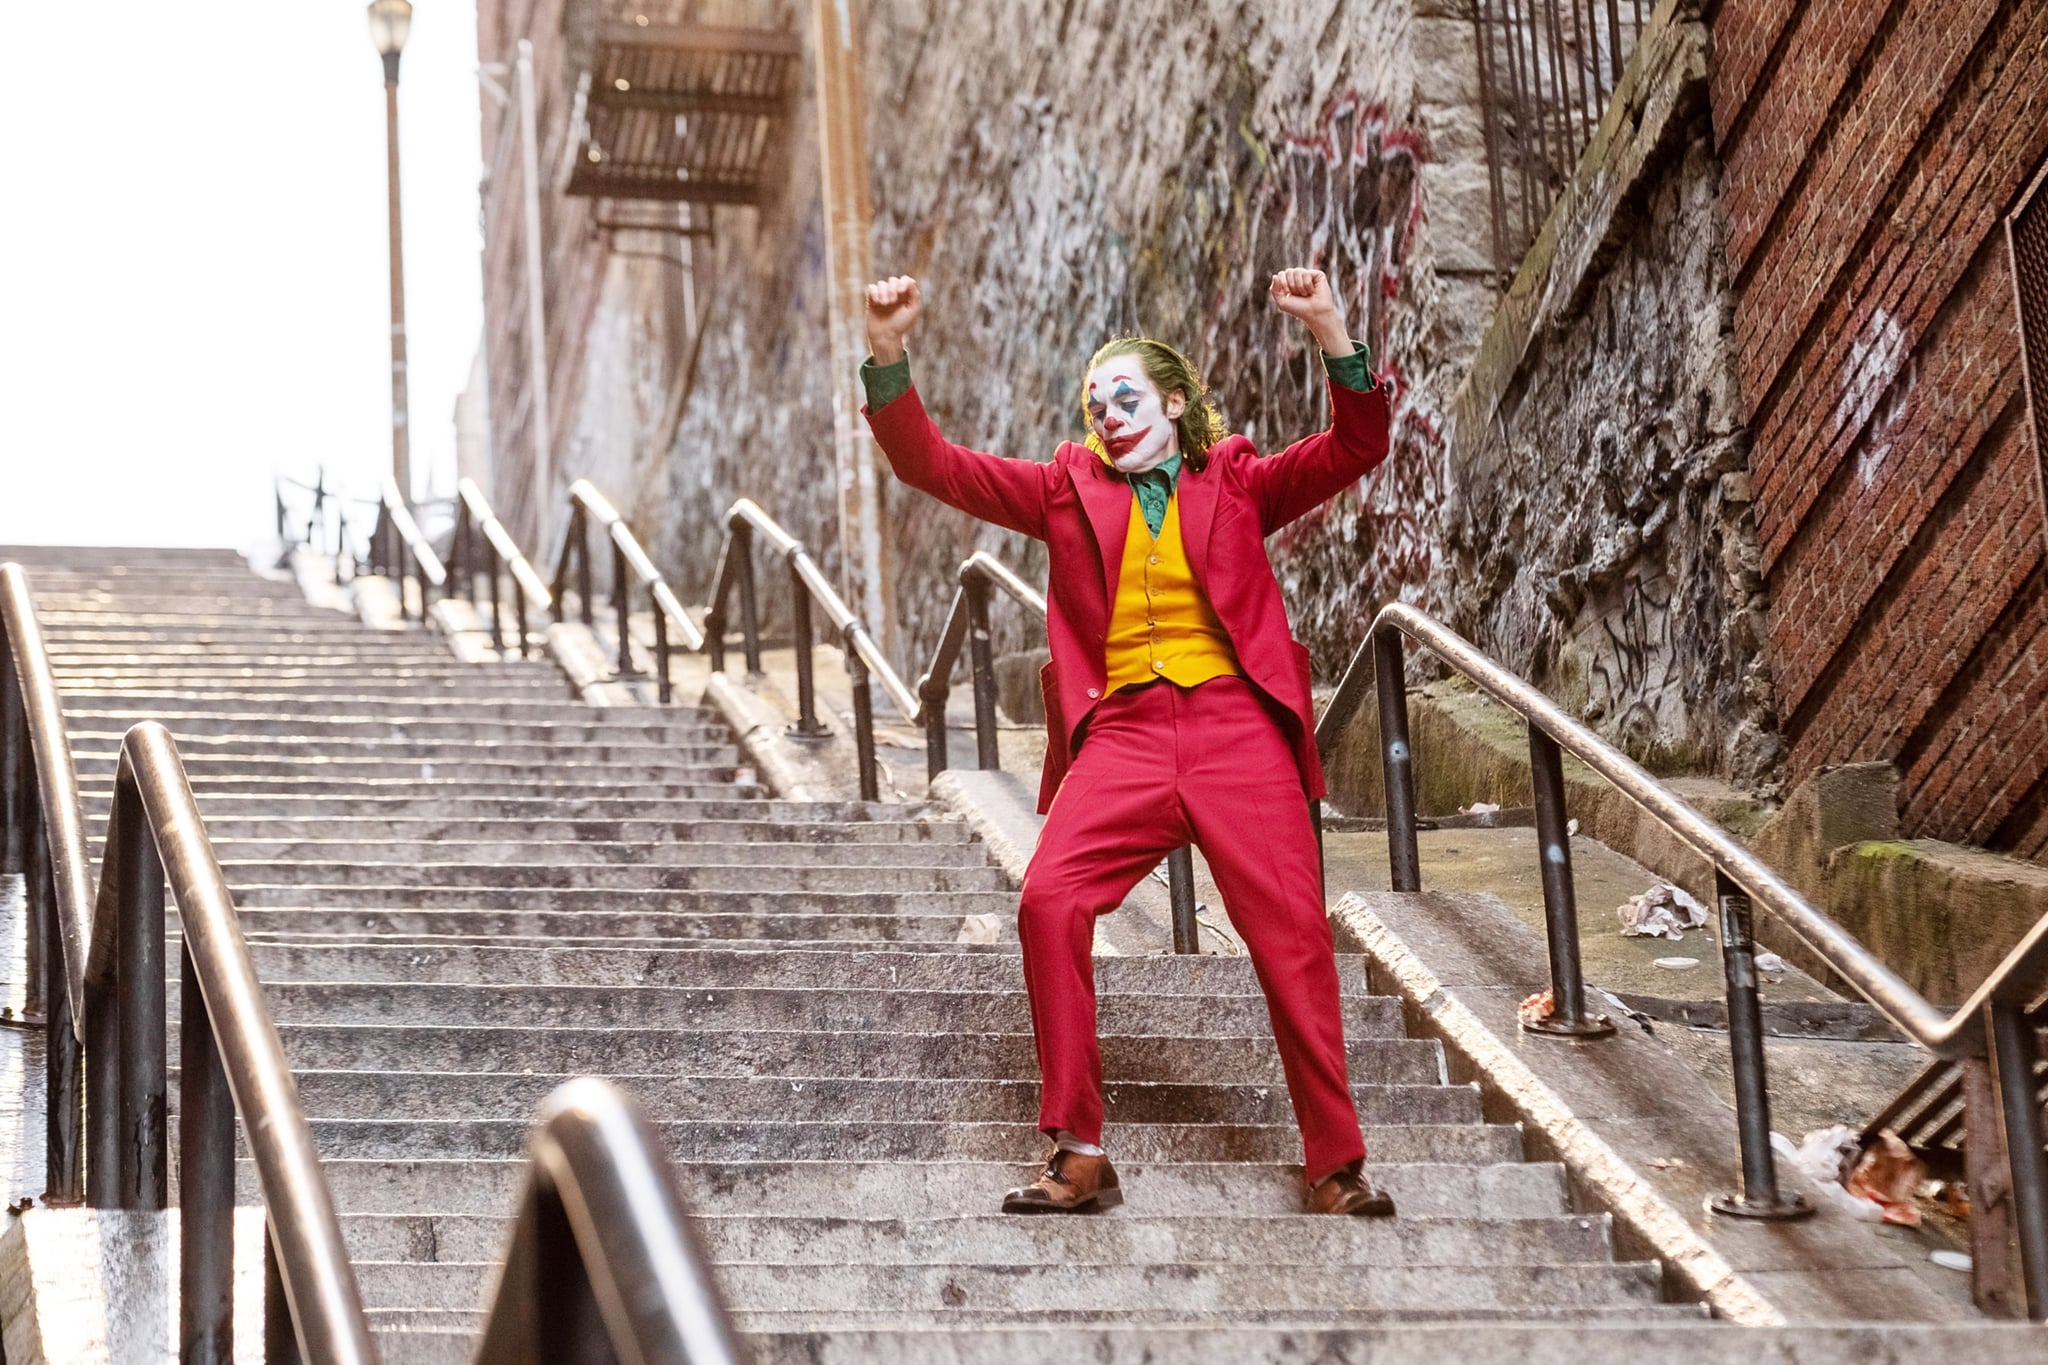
[577,519,596,629]
[966,579,1001,771]
[920,676,950,783]
[486,539,506,652]
[264,1227,303,1365]
[611,542,634,676]
[847,644,880,802]
[653,601,673,705]
[1709,871,1811,1221]
[734,525,763,677]
[44,863,82,1204]
[1990,1001,2048,1319]
[114,781,168,1211]
[2,647,23,872]
[21,770,46,1019]
[1373,627,1421,892]
[1523,724,1613,1038]
[787,565,827,737]
[1167,847,1200,954]
[180,942,235,1364]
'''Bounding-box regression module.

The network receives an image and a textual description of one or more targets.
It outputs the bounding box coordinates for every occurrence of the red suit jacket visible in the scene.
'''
[865,381,1393,812]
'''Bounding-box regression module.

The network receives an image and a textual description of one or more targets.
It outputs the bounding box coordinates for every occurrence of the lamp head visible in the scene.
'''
[367,0,413,59]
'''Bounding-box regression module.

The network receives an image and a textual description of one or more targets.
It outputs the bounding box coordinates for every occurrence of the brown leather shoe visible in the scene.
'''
[1000,1150,1123,1214]
[1306,1160,1396,1216]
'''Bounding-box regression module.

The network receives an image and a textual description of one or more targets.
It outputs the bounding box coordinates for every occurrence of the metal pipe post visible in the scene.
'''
[115,784,168,1210]
[922,683,950,783]
[1709,872,1811,1220]
[1,652,21,872]
[486,540,505,652]
[611,544,633,676]
[382,65,412,498]
[1167,847,1200,955]
[966,581,1001,771]
[180,944,235,1363]
[515,39,554,530]
[789,569,826,736]
[653,603,673,705]
[84,951,119,1207]
[44,860,81,1205]
[1373,629,1421,892]
[848,648,880,802]
[22,791,45,1021]
[735,530,763,677]
[577,530,595,629]
[1523,725,1612,1037]
[264,1227,303,1365]
[1991,1002,2048,1319]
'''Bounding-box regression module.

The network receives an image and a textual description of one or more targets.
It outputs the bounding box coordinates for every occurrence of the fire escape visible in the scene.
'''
[563,1,802,232]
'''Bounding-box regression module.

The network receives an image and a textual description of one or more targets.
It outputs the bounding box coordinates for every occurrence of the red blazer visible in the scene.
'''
[865,381,1393,812]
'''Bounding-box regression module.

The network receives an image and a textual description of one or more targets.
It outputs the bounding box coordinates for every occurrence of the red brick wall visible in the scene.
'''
[1712,0,2048,857]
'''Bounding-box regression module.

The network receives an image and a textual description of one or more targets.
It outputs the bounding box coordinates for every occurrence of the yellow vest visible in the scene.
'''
[1104,494,1243,695]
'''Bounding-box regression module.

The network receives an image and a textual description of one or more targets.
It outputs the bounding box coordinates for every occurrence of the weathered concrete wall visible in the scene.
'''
[1432,2,1777,782]
[652,0,1504,671]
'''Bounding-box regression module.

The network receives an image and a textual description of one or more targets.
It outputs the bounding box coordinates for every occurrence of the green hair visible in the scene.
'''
[1081,337,1228,470]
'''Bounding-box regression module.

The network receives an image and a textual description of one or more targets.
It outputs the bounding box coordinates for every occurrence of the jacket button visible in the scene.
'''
[1086,687,1101,699]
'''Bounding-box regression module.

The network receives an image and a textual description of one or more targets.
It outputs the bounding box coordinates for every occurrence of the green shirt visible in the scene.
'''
[859,341,1376,539]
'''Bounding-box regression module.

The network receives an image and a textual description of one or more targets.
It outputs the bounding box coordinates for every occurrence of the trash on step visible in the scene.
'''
[1517,990,1554,1027]
[1845,1130,1926,1226]
[956,913,1002,945]
[1617,884,1708,940]
[1783,1125,1861,1187]
[1930,1250,1972,1272]
[1652,957,1700,971]
[1644,1157,1686,1171]
[1459,801,1501,815]
[1754,950,1787,982]
[733,764,757,786]
[1566,818,1580,837]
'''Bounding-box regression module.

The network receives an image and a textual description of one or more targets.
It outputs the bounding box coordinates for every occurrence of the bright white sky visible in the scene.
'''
[0,2,484,549]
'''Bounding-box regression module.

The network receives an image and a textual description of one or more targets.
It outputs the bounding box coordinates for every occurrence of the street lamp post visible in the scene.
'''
[369,0,414,498]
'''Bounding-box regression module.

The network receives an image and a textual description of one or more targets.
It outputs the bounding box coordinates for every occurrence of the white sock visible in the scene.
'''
[1054,1130,1105,1157]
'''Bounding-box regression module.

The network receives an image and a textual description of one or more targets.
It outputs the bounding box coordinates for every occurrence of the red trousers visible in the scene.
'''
[1016,674,1367,1183]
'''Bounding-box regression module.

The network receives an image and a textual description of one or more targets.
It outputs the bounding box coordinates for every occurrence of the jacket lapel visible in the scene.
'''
[1070,458,1132,612]
[1175,456,1218,593]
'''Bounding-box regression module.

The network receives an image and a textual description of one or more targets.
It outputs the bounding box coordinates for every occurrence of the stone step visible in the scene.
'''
[270,1157,1573,1220]
[69,735,742,766]
[218,861,1011,893]
[284,1072,1467,1125]
[180,795,915,823]
[176,816,975,845]
[56,693,671,720]
[229,904,1003,942]
[239,945,1363,991]
[81,776,769,803]
[53,674,570,693]
[335,1209,1614,1267]
[61,712,728,742]
[256,983,1405,1038]
[75,756,750,784]
[343,1257,1661,1315]
[206,839,987,869]
[261,1027,1426,1084]
[294,1118,1521,1166]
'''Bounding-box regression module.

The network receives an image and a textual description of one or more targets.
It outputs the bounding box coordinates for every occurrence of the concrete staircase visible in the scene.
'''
[8,545,1706,1361]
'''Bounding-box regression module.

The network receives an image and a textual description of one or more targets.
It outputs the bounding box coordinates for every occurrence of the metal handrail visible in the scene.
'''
[1324,601,2048,1310]
[552,480,706,705]
[4,565,377,1360]
[364,475,447,623]
[448,478,555,659]
[473,1078,744,1365]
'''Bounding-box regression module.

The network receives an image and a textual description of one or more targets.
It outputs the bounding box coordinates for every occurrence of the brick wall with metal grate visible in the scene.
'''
[1710,0,2048,858]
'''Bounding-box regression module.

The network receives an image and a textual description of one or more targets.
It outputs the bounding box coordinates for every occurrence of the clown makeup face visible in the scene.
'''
[1084,362,1186,474]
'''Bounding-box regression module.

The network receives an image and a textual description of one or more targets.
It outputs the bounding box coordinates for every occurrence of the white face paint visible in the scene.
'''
[1084,361,1185,474]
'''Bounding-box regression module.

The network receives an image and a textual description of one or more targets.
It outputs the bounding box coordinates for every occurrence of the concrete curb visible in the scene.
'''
[1329,890,1785,1325]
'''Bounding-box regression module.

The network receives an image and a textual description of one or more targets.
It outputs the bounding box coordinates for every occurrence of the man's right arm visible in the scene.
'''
[860,276,1054,540]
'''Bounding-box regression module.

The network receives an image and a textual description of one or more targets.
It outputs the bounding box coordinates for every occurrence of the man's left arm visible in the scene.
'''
[1244,269,1393,534]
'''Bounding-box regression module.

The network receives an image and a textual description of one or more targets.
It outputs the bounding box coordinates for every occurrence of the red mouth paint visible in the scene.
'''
[1105,431,1146,458]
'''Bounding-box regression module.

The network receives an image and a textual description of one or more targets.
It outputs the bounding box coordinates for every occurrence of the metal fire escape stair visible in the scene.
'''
[0,542,1718,1360]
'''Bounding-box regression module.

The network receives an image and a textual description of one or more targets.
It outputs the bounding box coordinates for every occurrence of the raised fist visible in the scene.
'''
[865,275,922,364]
[1268,267,1352,355]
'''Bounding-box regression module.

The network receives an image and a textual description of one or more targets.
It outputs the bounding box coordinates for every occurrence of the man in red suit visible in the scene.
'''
[861,268,1396,1217]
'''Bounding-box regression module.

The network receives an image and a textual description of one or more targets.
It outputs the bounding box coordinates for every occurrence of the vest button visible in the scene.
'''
[1152,661,1165,672]
[1149,556,1160,565]
[1086,687,1101,698]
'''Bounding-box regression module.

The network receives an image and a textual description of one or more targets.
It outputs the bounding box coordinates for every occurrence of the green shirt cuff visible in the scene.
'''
[1322,340,1376,392]
[860,353,913,410]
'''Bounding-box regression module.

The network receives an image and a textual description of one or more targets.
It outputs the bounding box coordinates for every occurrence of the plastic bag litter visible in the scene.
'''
[1755,950,1788,982]
[1459,802,1502,815]
[1783,1125,1861,1187]
[1617,884,1709,940]
[1774,1126,1923,1224]
[956,913,1002,945]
